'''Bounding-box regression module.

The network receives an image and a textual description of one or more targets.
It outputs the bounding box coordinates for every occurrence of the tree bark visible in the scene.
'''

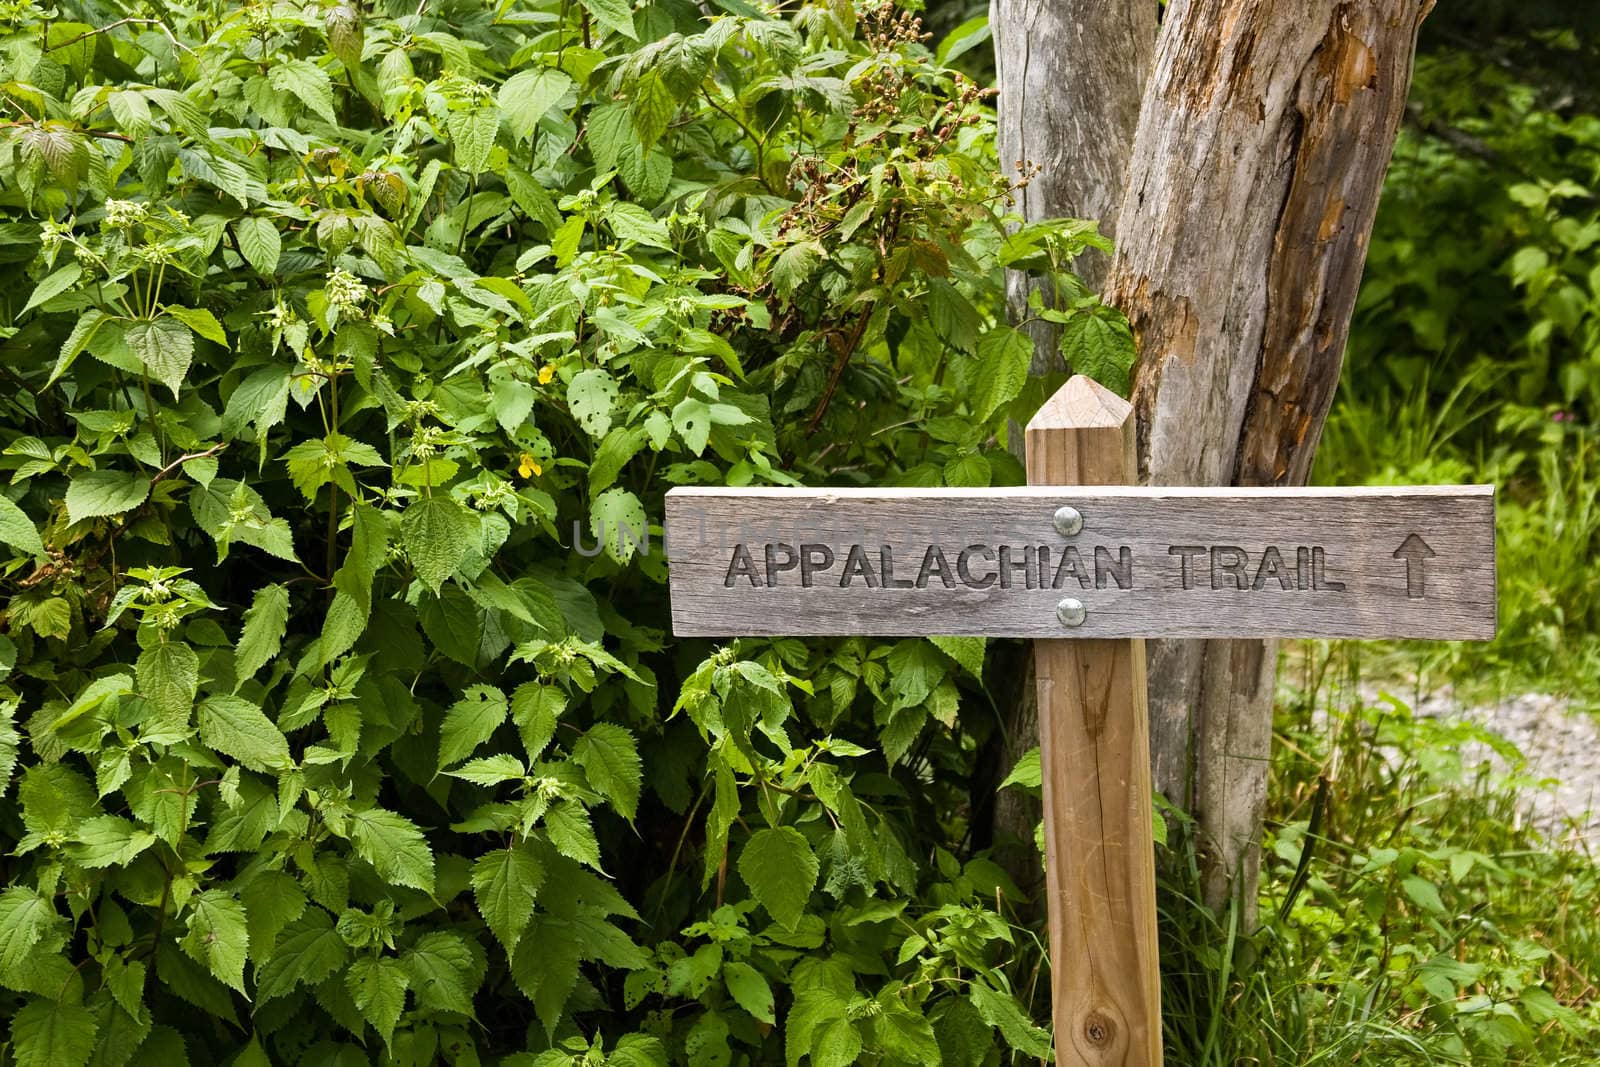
[988,0,1158,901]
[1104,0,1433,912]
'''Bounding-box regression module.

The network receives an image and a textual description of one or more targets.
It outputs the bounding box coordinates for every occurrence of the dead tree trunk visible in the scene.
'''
[1104,0,1433,911]
[988,0,1157,899]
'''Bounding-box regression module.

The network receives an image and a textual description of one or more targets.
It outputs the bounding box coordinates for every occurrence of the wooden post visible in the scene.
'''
[1025,376,1161,1065]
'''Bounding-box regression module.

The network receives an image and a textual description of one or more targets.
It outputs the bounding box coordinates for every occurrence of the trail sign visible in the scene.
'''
[662,376,1497,1067]
[665,485,1494,640]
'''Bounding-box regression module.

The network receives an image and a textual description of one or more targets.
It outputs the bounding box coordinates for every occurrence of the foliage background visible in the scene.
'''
[0,0,1119,1063]
[5,1,1600,1066]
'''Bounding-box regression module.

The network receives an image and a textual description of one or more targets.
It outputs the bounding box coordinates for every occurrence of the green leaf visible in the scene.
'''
[631,69,675,150]
[512,682,566,761]
[0,700,18,800]
[545,802,602,870]
[198,695,292,772]
[10,998,98,1067]
[66,470,151,524]
[929,635,985,680]
[403,931,482,1016]
[738,827,818,931]
[580,0,637,39]
[137,642,199,722]
[999,747,1041,790]
[499,68,573,139]
[333,502,389,612]
[1060,309,1136,396]
[588,426,646,496]
[723,961,775,1024]
[270,58,338,124]
[449,106,500,174]
[572,722,642,820]
[445,754,525,785]
[567,369,619,438]
[127,317,195,399]
[347,956,410,1046]
[0,494,45,558]
[234,217,281,274]
[235,584,289,683]
[968,983,1052,1056]
[589,487,647,564]
[255,910,349,1002]
[348,808,435,892]
[0,888,60,984]
[182,890,249,993]
[471,843,546,954]
[438,684,509,770]
[23,262,81,314]
[69,815,156,867]
[164,306,227,345]
[402,495,476,592]
[971,325,1033,421]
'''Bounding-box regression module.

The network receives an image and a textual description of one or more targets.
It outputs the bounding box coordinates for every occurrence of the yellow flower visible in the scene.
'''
[518,453,542,479]
[537,364,555,385]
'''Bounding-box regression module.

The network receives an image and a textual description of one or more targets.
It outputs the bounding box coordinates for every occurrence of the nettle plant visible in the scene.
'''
[0,0,1123,1063]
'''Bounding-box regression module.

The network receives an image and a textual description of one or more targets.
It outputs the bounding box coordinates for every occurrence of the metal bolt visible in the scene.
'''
[1053,505,1083,537]
[1056,597,1087,628]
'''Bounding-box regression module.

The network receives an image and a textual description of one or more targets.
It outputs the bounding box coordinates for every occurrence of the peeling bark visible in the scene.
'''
[988,0,1158,900]
[1105,0,1432,912]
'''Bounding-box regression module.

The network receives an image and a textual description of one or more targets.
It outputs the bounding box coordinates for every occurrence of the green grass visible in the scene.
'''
[1156,641,1600,1065]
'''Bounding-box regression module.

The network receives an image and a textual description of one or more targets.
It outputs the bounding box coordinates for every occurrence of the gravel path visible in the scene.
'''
[1409,691,1600,849]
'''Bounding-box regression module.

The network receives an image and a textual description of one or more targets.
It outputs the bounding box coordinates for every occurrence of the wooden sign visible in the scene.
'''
[662,376,1498,1067]
[665,485,1495,640]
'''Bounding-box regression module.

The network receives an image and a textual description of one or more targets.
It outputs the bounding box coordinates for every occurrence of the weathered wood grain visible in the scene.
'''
[1028,375,1161,1066]
[664,483,1495,640]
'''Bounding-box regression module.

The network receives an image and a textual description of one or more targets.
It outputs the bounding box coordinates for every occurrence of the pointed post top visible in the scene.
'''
[1026,374,1134,433]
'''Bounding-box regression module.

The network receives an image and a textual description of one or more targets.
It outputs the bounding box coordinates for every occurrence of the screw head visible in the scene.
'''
[1056,597,1087,628]
[1053,505,1083,537]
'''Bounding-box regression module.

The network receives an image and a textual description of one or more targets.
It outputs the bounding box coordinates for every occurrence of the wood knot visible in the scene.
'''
[1083,1009,1116,1048]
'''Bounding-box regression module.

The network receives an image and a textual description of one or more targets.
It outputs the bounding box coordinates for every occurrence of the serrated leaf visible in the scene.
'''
[445,754,525,785]
[234,216,281,274]
[198,695,292,772]
[738,827,818,931]
[499,68,573,139]
[438,684,508,770]
[971,325,1032,421]
[348,808,434,891]
[137,642,199,723]
[403,931,481,1016]
[567,369,618,439]
[69,815,156,867]
[471,843,545,954]
[630,69,675,150]
[573,722,642,820]
[182,890,249,993]
[723,961,775,1024]
[589,487,647,564]
[23,262,81,314]
[127,318,194,399]
[0,887,60,984]
[1060,309,1136,396]
[449,106,500,174]
[66,470,150,524]
[968,983,1052,1056]
[235,584,289,683]
[511,682,565,761]
[10,998,98,1067]
[580,0,636,39]
[269,58,338,124]
[402,495,475,592]
[164,305,226,345]
[347,956,409,1046]
[545,802,602,870]
[254,910,348,1002]
[0,494,44,558]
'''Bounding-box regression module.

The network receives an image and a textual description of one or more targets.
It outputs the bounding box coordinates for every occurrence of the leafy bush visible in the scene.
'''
[0,0,1122,1063]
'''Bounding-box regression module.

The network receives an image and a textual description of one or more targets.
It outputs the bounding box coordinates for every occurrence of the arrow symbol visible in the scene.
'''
[1392,533,1435,599]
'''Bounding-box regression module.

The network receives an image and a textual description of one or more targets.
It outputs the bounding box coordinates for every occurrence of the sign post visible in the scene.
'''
[664,376,1496,1065]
